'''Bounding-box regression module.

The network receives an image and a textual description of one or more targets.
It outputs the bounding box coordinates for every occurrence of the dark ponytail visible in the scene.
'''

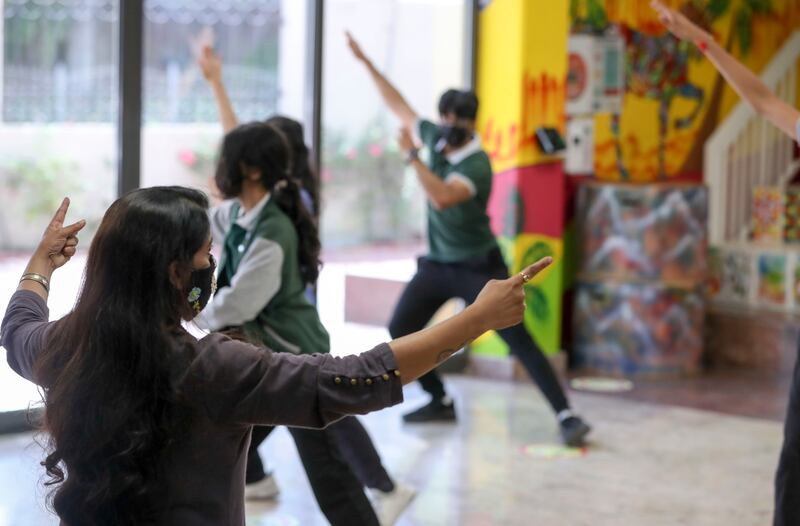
[216,122,322,285]
[274,176,321,284]
[266,115,321,217]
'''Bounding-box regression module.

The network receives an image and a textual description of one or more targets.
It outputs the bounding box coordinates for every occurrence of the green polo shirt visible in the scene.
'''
[417,119,497,263]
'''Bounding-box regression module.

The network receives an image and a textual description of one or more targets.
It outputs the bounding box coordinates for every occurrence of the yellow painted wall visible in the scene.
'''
[477,0,569,174]
[474,0,571,356]
[583,0,800,181]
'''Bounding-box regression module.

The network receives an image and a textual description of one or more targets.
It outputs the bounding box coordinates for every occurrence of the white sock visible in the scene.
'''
[557,409,575,423]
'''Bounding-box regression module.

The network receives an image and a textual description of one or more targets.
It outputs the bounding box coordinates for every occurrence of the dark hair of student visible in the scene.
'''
[34,186,211,526]
[265,115,321,216]
[438,89,479,120]
[215,121,322,285]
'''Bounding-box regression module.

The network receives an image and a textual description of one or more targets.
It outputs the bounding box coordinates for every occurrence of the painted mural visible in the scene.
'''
[475,0,570,356]
[571,0,800,181]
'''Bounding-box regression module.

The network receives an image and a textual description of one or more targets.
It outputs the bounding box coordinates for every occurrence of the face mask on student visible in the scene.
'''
[439,124,471,148]
[187,254,217,318]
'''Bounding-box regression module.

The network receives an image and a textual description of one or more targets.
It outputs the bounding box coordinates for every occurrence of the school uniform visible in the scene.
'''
[198,194,386,525]
[389,119,569,417]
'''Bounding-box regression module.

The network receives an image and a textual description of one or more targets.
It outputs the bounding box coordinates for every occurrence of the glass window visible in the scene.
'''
[0,0,120,414]
[320,0,469,249]
[141,0,309,191]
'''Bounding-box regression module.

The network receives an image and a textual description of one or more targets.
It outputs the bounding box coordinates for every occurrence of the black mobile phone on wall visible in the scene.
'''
[535,127,566,155]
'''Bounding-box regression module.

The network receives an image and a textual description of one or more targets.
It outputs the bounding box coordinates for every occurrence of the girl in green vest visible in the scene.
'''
[195,121,410,525]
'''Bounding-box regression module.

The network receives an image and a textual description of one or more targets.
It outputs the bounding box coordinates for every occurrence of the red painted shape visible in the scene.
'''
[488,169,516,237]
[488,161,569,238]
[518,161,567,237]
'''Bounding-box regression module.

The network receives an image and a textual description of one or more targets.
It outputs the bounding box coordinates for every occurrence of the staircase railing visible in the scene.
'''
[704,31,800,244]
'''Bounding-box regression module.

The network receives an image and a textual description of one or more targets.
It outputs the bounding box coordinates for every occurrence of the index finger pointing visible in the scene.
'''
[514,257,553,286]
[62,219,87,236]
[50,197,70,228]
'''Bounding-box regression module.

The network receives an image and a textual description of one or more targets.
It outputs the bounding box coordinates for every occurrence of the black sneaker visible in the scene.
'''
[560,416,591,447]
[402,399,456,423]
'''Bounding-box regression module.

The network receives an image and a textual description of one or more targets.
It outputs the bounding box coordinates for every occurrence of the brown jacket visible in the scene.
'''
[1,290,403,525]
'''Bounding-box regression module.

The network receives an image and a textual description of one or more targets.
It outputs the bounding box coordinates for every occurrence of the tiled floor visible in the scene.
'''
[0,376,783,526]
[584,367,792,422]
[0,250,791,525]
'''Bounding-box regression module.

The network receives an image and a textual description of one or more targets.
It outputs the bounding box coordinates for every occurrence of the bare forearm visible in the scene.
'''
[388,306,486,383]
[411,158,449,208]
[363,60,417,128]
[705,39,771,111]
[209,78,239,133]
[704,38,799,138]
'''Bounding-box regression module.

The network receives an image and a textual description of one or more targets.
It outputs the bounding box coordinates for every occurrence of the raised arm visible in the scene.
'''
[346,31,419,130]
[652,0,800,140]
[397,128,472,210]
[2,198,84,382]
[198,46,239,133]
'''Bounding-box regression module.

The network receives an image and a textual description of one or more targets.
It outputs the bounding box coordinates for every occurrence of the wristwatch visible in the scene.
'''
[404,148,420,165]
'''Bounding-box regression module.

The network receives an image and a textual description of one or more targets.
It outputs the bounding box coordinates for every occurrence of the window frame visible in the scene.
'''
[0,0,477,430]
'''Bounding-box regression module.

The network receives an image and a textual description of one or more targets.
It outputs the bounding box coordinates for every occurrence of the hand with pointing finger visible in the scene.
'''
[651,1,711,43]
[36,197,86,271]
[197,45,222,84]
[345,31,370,64]
[470,257,553,333]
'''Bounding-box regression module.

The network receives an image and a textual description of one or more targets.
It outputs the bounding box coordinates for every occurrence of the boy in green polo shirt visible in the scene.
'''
[347,32,591,447]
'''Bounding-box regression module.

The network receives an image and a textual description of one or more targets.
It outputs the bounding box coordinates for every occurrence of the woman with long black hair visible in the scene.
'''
[2,189,549,525]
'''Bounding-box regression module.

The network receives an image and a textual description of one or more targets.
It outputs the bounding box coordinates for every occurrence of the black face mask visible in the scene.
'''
[439,124,471,148]
[187,254,217,318]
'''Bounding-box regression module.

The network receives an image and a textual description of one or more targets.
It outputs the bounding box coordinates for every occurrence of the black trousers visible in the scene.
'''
[246,422,379,526]
[775,342,800,525]
[326,416,395,492]
[387,247,569,414]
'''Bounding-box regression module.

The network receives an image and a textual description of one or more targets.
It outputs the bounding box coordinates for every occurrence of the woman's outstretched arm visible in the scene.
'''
[387,259,550,381]
[210,258,553,429]
[652,0,800,140]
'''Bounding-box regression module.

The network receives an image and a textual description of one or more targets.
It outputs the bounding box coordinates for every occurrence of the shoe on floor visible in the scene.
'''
[560,415,591,448]
[402,398,456,423]
[370,483,416,526]
[245,473,280,501]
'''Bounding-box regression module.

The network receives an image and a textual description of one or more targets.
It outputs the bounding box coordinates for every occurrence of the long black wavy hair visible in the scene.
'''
[215,121,322,285]
[265,115,321,216]
[35,186,211,525]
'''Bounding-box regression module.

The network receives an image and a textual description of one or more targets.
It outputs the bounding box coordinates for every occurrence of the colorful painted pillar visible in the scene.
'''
[472,0,573,357]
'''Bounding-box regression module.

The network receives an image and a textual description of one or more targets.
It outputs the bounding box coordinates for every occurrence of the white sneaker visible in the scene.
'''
[244,473,280,501]
[369,483,416,526]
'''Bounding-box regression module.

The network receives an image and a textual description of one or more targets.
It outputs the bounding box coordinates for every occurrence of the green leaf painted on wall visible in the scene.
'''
[706,0,731,19]
[746,0,774,14]
[525,285,549,322]
[735,7,754,56]
[520,241,555,268]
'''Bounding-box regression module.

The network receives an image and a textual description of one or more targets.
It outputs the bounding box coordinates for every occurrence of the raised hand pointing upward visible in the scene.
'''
[39,197,85,270]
